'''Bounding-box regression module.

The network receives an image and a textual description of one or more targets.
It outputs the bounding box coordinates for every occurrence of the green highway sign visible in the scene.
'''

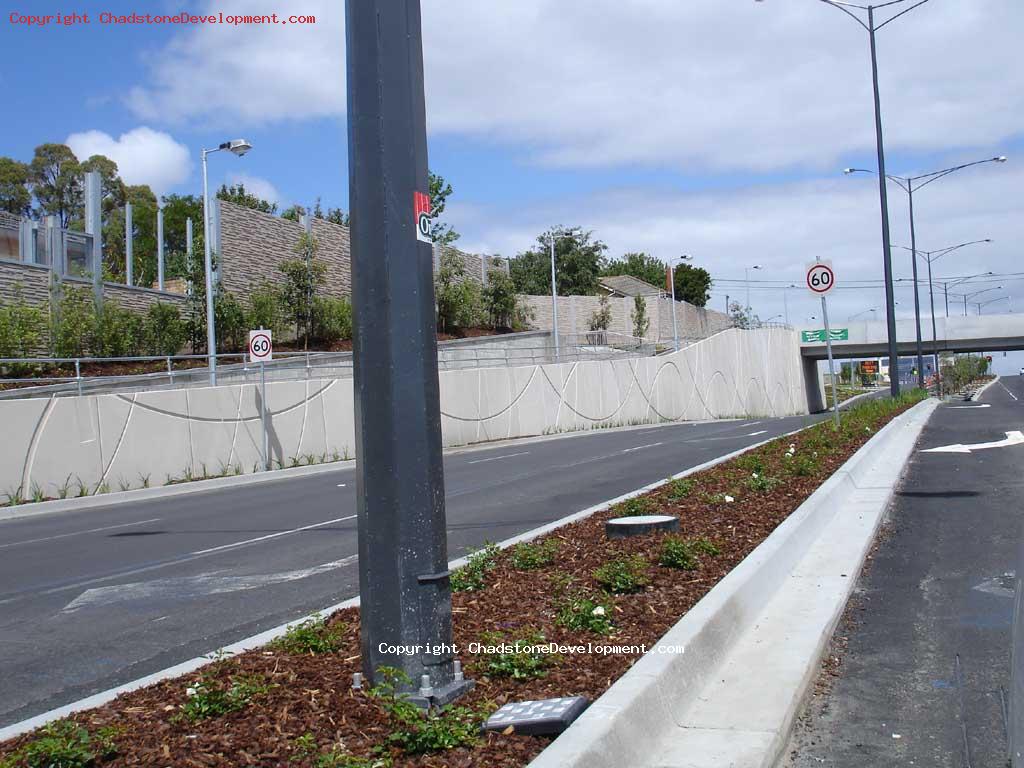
[801,328,849,343]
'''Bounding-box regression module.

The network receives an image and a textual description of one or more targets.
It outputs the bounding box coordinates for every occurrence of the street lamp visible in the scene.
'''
[758,0,940,398]
[974,296,1010,315]
[956,286,1003,316]
[745,265,762,315]
[201,138,252,385]
[939,271,995,316]
[668,254,693,350]
[844,157,1006,388]
[849,307,878,321]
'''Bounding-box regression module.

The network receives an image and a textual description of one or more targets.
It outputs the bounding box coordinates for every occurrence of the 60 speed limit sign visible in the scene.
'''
[248,329,273,363]
[806,261,836,297]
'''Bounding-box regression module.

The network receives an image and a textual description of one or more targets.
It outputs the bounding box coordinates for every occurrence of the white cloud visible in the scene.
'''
[65,127,191,194]
[225,173,281,205]
[126,1,1024,173]
[458,161,1024,326]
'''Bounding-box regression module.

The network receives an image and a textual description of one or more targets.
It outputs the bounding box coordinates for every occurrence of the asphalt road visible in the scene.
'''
[787,376,1024,767]
[0,411,827,727]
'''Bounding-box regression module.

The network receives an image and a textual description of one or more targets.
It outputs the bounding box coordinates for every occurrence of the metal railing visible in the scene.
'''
[0,333,659,400]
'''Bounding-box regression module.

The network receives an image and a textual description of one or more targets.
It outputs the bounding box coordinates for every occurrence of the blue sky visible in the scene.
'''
[3,1,1023,372]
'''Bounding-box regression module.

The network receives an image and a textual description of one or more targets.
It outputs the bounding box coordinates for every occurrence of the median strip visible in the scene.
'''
[0,393,928,768]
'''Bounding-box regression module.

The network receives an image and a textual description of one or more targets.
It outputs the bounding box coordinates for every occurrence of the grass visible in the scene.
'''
[509,539,560,571]
[450,543,500,592]
[476,629,557,679]
[1,720,119,768]
[594,555,650,594]
[175,671,271,723]
[271,615,347,655]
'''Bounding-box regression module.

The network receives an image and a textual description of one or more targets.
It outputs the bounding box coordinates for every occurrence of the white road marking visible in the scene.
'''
[922,431,1024,454]
[747,430,768,437]
[740,422,762,428]
[337,483,347,487]
[948,404,992,410]
[0,518,162,550]
[619,442,663,454]
[467,451,530,465]
[1000,382,1019,401]
[62,556,359,613]
[190,516,357,557]
[972,572,1015,599]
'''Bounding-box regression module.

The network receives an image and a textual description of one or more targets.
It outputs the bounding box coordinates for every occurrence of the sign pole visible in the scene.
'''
[821,296,840,427]
[347,0,470,703]
[260,361,269,471]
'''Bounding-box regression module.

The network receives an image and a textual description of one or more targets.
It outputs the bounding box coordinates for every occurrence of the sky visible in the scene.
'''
[3,0,1023,373]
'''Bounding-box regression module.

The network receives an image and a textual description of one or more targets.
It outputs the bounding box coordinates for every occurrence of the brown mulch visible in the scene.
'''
[0,397,922,767]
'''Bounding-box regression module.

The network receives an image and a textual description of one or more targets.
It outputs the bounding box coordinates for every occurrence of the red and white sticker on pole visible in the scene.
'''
[414,191,432,244]
[806,261,836,297]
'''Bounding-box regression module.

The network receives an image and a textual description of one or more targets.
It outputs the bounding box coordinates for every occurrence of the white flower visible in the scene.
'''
[751,473,759,479]
[724,495,735,503]
[592,606,606,617]
[186,686,198,697]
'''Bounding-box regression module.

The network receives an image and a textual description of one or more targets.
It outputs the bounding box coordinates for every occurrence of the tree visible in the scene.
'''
[602,252,666,289]
[217,183,278,215]
[103,185,158,285]
[0,158,32,216]
[29,144,83,227]
[632,295,650,339]
[673,263,713,307]
[278,232,327,348]
[588,295,613,331]
[428,171,459,245]
[282,197,350,226]
[509,227,608,296]
[728,301,758,329]
[481,262,531,330]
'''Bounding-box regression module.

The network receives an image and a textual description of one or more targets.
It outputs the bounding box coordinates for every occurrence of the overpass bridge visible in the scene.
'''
[797,313,1024,410]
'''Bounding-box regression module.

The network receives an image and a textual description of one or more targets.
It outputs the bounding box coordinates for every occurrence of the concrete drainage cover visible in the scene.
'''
[605,514,679,539]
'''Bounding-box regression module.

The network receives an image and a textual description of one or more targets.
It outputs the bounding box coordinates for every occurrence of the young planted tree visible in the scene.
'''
[632,295,650,340]
[278,232,327,348]
[510,227,608,296]
[589,294,613,331]
[435,250,482,333]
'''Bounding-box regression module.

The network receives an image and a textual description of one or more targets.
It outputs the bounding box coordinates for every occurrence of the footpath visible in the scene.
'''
[786,376,1024,767]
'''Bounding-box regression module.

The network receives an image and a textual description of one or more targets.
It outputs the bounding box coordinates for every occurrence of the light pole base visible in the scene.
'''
[407,678,476,709]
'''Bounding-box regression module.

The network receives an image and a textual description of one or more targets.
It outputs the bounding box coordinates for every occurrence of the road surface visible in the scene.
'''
[787,376,1024,767]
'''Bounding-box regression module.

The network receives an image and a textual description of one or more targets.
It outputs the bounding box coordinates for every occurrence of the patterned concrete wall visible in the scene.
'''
[0,261,50,306]
[520,293,733,343]
[218,200,353,302]
[0,328,807,500]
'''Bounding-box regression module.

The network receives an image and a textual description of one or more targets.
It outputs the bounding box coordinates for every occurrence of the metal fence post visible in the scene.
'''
[75,359,83,397]
[261,361,270,471]
[167,356,174,386]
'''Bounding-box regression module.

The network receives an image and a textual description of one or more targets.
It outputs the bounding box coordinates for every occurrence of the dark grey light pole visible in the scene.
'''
[759,0,943,398]
[346,0,470,703]
[845,158,1007,389]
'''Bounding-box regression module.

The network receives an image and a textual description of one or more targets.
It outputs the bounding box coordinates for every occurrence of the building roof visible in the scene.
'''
[598,275,664,298]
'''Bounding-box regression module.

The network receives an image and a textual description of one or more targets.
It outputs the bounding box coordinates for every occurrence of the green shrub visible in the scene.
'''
[279,242,327,345]
[481,266,531,330]
[660,537,699,570]
[51,287,95,358]
[435,251,482,332]
[509,539,560,570]
[10,720,119,768]
[689,537,721,556]
[271,614,346,655]
[786,453,820,477]
[176,672,270,723]
[142,301,187,356]
[0,290,46,364]
[666,478,693,500]
[477,629,557,679]
[215,292,247,351]
[610,496,656,518]
[313,296,353,343]
[735,452,766,474]
[594,555,650,594]
[747,472,781,493]
[556,593,614,635]
[93,300,143,357]
[371,668,480,755]
[450,543,499,592]
[246,281,284,339]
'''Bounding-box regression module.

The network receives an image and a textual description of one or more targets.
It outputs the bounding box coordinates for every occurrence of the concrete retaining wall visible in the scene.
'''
[0,327,807,500]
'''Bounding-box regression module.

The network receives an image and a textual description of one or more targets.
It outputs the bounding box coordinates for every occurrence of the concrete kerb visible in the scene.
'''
[526,397,939,768]
[0,424,810,742]
[971,375,1001,402]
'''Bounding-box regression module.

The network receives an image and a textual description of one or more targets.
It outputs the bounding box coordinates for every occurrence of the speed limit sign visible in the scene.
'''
[249,329,273,363]
[806,261,836,297]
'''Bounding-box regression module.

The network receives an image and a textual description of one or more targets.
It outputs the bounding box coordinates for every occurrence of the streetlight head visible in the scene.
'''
[843,168,855,175]
[996,156,1008,163]
[227,139,253,157]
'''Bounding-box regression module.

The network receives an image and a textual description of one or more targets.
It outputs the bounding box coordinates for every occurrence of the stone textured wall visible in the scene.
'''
[0,327,808,499]
[218,200,352,302]
[520,293,733,343]
[0,261,50,307]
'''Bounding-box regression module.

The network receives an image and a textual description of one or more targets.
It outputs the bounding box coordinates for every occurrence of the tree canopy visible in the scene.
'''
[0,158,31,217]
[217,183,277,215]
[509,226,608,296]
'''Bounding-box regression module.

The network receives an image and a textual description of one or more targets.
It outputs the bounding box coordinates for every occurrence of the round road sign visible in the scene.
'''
[249,331,272,362]
[806,262,836,297]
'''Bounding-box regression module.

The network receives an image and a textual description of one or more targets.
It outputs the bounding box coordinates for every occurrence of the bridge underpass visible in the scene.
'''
[798,313,1024,410]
